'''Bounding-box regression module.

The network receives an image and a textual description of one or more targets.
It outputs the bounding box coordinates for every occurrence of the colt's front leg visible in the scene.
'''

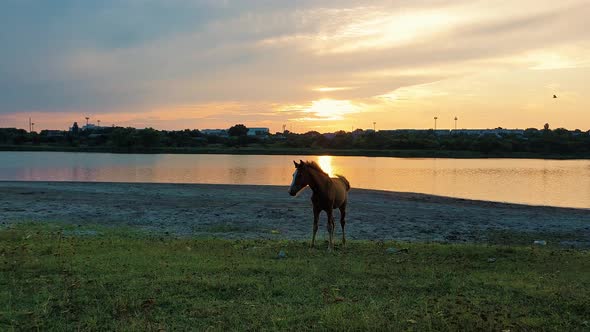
[311,206,320,248]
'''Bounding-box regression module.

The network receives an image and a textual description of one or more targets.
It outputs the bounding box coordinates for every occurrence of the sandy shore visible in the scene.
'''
[1,181,589,245]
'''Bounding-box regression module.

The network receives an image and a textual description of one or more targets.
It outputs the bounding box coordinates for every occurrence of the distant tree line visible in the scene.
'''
[1,124,589,156]
[279,127,590,155]
[0,124,262,149]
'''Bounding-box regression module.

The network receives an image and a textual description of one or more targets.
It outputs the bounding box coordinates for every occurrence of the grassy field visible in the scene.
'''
[1,223,589,331]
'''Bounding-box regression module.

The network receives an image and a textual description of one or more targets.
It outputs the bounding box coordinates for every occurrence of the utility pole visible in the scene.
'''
[454,116,458,130]
[29,117,32,132]
[434,117,438,130]
[31,122,35,132]
[373,121,376,131]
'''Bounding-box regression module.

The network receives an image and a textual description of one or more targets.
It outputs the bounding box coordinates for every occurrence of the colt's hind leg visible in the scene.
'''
[339,204,347,246]
[311,207,320,248]
[326,210,335,251]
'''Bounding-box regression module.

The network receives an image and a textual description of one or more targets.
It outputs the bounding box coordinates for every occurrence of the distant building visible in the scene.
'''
[379,129,441,135]
[72,123,108,131]
[201,129,228,137]
[81,124,99,131]
[375,128,527,137]
[43,130,65,137]
[451,129,524,136]
[495,129,525,136]
[451,129,489,136]
[247,127,269,136]
[433,129,451,136]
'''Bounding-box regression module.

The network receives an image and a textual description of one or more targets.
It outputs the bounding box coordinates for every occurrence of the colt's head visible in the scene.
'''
[288,160,307,196]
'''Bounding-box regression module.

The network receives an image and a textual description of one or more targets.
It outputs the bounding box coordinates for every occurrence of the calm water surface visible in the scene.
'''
[1,152,589,209]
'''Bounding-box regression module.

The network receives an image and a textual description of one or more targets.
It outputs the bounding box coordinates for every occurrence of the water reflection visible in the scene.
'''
[0,152,589,208]
[229,167,248,184]
[317,155,334,176]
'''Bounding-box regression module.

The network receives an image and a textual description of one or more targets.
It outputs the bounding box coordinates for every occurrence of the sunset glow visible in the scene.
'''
[317,10,457,54]
[304,99,359,121]
[1,1,589,132]
[313,87,356,92]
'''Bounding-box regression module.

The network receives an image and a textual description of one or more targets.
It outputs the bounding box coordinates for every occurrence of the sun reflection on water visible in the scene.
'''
[317,155,334,177]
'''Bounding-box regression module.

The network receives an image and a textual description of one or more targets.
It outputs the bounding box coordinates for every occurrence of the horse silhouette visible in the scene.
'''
[288,160,350,250]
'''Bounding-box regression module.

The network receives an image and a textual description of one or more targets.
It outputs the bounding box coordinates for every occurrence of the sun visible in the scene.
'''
[305,99,358,120]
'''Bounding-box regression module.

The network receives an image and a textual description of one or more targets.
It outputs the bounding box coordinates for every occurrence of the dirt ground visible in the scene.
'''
[1,181,589,246]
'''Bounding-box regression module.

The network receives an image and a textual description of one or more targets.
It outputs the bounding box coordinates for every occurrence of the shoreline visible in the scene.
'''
[2,179,588,212]
[2,145,590,160]
[1,181,589,246]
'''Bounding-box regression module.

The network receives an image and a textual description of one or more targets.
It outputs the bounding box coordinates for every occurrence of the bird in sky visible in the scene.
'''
[553,94,558,98]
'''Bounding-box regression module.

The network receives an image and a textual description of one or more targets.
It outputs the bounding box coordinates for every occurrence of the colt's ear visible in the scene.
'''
[299,159,304,166]
[293,160,298,167]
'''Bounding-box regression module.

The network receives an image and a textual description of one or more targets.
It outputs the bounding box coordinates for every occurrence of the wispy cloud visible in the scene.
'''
[0,0,589,131]
[312,86,357,92]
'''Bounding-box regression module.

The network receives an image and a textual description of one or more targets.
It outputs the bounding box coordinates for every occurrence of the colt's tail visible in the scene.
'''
[336,175,351,191]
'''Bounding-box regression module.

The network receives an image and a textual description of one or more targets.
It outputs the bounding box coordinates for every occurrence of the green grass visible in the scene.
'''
[1,223,589,331]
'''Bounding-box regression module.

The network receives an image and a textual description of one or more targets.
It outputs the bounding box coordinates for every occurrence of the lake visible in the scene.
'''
[0,151,588,209]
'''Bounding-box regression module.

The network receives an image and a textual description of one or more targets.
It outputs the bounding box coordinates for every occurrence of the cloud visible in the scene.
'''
[0,0,589,130]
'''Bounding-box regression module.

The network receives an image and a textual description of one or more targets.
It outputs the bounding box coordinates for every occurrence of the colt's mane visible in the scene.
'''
[303,161,328,176]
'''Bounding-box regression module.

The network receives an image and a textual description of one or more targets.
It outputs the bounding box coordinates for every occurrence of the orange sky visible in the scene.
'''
[1,0,589,132]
